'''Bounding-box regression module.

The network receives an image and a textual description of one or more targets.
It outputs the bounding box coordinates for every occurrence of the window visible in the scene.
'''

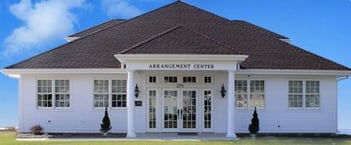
[289,80,320,108]
[148,90,157,129]
[250,80,265,108]
[55,80,70,108]
[94,80,109,108]
[94,79,127,109]
[235,80,264,108]
[112,80,127,107]
[37,80,70,108]
[149,76,157,83]
[305,81,320,108]
[37,80,53,108]
[203,90,212,128]
[235,80,247,108]
[288,81,303,108]
[204,76,212,83]
[164,76,177,83]
[183,76,196,83]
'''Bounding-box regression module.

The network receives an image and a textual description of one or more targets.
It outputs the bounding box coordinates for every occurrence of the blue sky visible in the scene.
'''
[0,0,350,129]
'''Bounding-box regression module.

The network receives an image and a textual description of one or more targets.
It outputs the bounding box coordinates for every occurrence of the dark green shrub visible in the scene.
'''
[100,107,112,135]
[248,107,259,134]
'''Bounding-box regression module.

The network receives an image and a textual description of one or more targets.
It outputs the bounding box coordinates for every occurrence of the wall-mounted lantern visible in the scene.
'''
[220,84,226,98]
[135,84,140,98]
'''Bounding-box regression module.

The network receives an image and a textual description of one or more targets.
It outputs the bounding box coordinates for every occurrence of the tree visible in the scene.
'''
[100,107,112,136]
[248,107,259,134]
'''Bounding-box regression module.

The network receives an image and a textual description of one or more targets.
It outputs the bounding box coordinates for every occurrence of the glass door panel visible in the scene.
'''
[182,90,197,130]
[203,90,212,131]
[163,90,178,129]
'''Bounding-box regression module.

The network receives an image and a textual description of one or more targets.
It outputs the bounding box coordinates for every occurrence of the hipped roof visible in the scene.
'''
[6,1,350,70]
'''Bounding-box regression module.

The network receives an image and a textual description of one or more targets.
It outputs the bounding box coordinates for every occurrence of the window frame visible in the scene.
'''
[36,79,71,109]
[93,79,127,110]
[235,80,265,109]
[288,80,320,109]
[111,80,127,108]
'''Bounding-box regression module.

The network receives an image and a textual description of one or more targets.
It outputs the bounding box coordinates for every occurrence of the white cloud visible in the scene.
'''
[2,0,85,56]
[102,0,142,18]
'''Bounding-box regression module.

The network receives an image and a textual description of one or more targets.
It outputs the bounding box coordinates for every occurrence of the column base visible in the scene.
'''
[226,133,237,138]
[127,132,136,138]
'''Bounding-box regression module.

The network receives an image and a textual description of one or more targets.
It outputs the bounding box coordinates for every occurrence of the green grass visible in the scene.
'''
[1,132,351,145]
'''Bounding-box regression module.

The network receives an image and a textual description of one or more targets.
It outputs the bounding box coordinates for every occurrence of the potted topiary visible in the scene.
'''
[30,124,43,135]
[100,107,112,136]
[248,107,259,137]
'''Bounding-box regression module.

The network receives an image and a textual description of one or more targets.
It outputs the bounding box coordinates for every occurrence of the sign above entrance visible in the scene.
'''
[149,64,214,70]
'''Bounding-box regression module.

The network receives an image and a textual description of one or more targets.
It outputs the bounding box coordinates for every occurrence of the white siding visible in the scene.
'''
[18,73,338,134]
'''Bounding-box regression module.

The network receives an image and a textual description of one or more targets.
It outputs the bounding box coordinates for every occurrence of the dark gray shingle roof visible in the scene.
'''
[5,1,350,70]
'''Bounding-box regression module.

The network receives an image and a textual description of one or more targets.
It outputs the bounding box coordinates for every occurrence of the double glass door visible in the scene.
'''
[163,89,197,132]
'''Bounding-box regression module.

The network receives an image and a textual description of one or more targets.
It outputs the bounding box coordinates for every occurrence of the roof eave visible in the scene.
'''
[236,69,351,77]
[1,68,126,78]
[114,54,249,63]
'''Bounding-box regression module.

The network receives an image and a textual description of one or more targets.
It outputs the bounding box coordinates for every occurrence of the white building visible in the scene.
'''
[2,1,351,138]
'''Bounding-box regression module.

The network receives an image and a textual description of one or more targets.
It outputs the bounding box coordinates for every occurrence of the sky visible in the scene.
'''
[0,0,350,129]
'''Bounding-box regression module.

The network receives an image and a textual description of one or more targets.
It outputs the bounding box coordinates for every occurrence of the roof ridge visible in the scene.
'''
[119,25,183,54]
[61,1,185,44]
[68,19,125,38]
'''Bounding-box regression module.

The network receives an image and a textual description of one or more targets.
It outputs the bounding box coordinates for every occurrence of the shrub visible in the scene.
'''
[100,107,112,135]
[30,125,43,135]
[248,107,259,134]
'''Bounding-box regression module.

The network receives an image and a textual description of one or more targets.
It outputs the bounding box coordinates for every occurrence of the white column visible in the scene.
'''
[127,70,136,138]
[227,70,237,138]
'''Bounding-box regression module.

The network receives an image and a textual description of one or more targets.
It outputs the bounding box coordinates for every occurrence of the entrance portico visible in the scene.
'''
[115,54,248,138]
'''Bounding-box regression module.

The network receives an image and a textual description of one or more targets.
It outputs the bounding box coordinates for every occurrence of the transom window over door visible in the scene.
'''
[164,76,177,83]
[288,80,320,108]
[235,80,265,109]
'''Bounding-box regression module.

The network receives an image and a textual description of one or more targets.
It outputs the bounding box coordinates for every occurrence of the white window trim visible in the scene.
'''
[182,76,197,84]
[203,76,213,84]
[36,79,71,110]
[288,80,320,109]
[93,79,127,110]
[163,76,178,83]
[146,75,158,84]
[235,79,265,109]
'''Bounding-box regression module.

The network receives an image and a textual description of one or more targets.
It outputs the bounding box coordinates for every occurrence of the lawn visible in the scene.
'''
[1,132,351,145]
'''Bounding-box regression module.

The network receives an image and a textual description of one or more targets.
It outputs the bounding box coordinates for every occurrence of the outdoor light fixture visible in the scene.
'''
[220,84,226,98]
[135,84,140,98]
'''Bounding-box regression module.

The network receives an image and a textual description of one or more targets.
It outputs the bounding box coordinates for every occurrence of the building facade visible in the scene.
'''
[2,1,351,138]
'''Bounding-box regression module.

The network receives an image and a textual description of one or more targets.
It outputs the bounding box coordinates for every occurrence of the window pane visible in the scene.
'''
[288,80,303,108]
[288,95,303,108]
[249,80,265,108]
[250,94,264,108]
[94,94,109,108]
[112,80,127,108]
[94,80,109,93]
[37,80,52,108]
[164,76,177,83]
[149,76,156,83]
[305,81,320,108]
[235,80,247,108]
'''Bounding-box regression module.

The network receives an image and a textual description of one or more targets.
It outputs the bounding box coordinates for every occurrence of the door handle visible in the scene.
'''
[181,109,183,117]
[177,109,180,119]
